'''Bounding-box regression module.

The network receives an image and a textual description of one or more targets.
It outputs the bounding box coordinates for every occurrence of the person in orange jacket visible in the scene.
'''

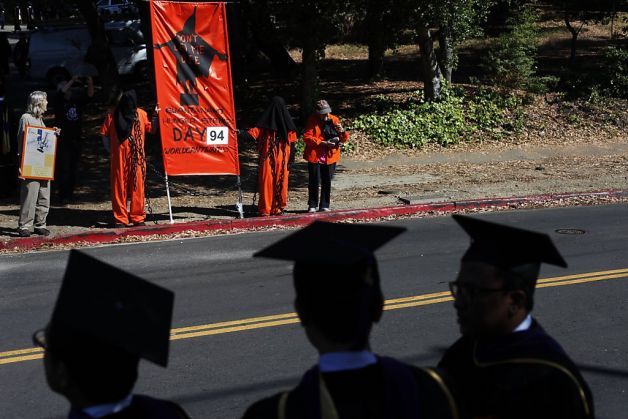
[100,91,156,228]
[242,96,297,216]
[303,99,349,212]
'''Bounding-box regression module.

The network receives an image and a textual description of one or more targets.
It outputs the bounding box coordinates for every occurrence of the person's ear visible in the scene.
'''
[45,352,72,392]
[508,290,527,315]
[371,293,384,323]
[294,299,308,326]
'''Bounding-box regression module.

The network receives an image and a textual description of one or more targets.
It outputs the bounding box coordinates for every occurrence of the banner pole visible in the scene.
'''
[165,173,174,224]
[236,176,244,219]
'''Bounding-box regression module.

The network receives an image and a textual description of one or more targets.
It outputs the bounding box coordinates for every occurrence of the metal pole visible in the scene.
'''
[236,175,244,219]
[165,173,174,224]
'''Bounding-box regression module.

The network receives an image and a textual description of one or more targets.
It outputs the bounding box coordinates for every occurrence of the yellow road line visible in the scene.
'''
[538,268,628,284]
[0,353,43,365]
[171,318,301,340]
[0,347,43,357]
[1,268,626,366]
[171,312,297,335]
[537,273,628,288]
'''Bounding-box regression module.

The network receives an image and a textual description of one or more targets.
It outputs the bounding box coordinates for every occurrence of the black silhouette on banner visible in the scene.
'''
[154,6,227,106]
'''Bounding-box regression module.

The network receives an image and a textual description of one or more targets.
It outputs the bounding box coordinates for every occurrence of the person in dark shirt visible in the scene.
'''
[13,33,28,77]
[53,75,94,203]
[34,250,190,419]
[438,214,594,419]
[244,221,459,419]
[0,32,10,77]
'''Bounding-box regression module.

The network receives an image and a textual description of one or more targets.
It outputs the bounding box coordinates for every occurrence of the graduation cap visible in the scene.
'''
[48,250,174,367]
[253,221,406,267]
[453,214,567,270]
[255,221,405,343]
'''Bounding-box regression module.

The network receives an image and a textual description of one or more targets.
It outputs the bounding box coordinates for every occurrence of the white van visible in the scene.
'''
[28,21,147,84]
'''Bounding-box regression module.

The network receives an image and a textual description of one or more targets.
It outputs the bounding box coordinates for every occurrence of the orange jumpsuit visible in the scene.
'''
[248,127,296,216]
[100,109,152,225]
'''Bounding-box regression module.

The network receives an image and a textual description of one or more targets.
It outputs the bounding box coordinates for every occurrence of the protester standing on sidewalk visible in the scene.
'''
[100,91,157,228]
[17,91,59,237]
[13,4,21,32]
[241,96,297,217]
[0,79,15,198]
[0,32,10,78]
[0,3,6,30]
[53,75,94,204]
[303,99,349,212]
[25,2,34,30]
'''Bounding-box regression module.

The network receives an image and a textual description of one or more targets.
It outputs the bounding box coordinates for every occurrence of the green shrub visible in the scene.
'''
[600,46,628,99]
[482,5,539,90]
[351,86,524,149]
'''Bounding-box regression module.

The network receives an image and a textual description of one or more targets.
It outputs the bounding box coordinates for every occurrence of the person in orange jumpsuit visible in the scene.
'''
[243,96,297,217]
[303,99,349,212]
[100,91,155,228]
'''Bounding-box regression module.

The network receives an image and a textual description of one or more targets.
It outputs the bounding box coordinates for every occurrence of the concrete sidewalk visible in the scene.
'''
[2,189,626,253]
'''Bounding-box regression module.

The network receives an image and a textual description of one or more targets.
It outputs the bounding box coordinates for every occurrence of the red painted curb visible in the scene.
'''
[2,189,626,252]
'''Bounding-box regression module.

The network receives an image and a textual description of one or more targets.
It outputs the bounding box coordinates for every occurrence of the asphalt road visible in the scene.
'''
[1,204,627,418]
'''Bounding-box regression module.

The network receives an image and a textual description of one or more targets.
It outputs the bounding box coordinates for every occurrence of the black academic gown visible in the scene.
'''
[242,356,459,419]
[68,395,190,419]
[438,320,594,419]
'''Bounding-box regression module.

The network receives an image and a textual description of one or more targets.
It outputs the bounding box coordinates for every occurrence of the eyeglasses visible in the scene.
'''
[448,281,506,299]
[32,329,48,350]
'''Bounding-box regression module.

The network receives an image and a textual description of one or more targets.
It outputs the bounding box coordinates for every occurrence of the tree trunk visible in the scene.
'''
[74,0,120,105]
[437,26,453,84]
[418,26,441,101]
[367,40,386,81]
[301,41,323,122]
[564,15,579,65]
[225,2,247,87]
[133,0,156,102]
[366,0,387,80]
[240,0,297,76]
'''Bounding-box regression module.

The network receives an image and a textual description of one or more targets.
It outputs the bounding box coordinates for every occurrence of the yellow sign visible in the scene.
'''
[20,126,58,181]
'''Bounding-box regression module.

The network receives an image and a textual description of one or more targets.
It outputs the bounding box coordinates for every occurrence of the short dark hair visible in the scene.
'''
[293,259,383,345]
[47,327,139,403]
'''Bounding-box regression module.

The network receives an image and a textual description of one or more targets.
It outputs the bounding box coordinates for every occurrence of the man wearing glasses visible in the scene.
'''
[33,250,190,419]
[438,214,594,419]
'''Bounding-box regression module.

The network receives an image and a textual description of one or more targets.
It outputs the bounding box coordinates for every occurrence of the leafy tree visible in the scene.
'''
[401,0,494,100]
[361,0,408,80]
[482,4,539,89]
[239,0,297,76]
[72,0,120,104]
[274,0,354,118]
[550,0,618,64]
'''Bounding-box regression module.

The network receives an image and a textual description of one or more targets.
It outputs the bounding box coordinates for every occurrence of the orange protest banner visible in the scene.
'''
[151,1,240,176]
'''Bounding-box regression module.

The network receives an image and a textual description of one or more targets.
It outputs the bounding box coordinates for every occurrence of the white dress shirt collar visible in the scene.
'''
[513,314,533,333]
[83,394,133,418]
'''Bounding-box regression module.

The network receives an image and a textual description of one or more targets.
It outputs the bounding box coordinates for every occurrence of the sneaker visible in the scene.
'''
[114,223,128,229]
[319,208,331,212]
[34,227,51,236]
[308,207,317,213]
[18,229,31,237]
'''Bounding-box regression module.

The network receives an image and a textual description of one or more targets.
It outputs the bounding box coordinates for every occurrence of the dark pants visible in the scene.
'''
[308,162,335,210]
[56,139,81,200]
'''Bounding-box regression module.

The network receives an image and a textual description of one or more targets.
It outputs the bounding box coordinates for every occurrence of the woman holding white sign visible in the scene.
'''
[17,91,59,237]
